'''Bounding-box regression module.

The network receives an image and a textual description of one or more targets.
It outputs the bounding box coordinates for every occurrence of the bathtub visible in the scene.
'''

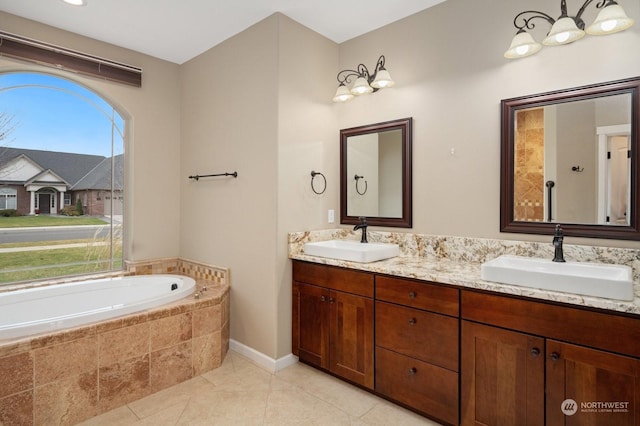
[0,274,195,340]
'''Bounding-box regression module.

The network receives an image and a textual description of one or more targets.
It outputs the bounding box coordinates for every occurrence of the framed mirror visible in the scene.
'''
[340,117,412,228]
[501,77,640,240]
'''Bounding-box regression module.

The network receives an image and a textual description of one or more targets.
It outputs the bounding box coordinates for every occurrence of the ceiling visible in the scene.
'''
[0,0,446,64]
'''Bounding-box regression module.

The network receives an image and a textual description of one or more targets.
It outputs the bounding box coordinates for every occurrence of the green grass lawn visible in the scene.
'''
[0,216,121,283]
[0,215,108,228]
[0,241,123,283]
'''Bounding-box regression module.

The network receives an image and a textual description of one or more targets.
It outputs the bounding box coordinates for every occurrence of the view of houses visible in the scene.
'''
[0,147,123,216]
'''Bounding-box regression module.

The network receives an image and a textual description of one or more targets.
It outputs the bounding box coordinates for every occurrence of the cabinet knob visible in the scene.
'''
[408,318,417,326]
[530,347,540,356]
[550,352,560,361]
[408,367,417,376]
[329,297,335,304]
[409,291,416,300]
[320,296,326,302]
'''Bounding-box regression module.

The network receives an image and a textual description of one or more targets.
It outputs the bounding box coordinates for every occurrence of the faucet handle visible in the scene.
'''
[358,216,367,226]
[554,224,563,237]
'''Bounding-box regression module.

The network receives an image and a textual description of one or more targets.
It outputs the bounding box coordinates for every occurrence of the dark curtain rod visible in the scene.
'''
[188,172,238,181]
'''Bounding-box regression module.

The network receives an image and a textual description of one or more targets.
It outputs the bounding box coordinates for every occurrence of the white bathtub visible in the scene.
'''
[0,274,196,340]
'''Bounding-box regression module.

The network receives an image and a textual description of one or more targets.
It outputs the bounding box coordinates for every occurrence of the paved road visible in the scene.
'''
[0,225,119,244]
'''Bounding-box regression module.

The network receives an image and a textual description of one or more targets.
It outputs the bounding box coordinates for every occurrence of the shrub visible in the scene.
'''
[75,199,84,216]
[0,209,20,217]
[60,206,79,216]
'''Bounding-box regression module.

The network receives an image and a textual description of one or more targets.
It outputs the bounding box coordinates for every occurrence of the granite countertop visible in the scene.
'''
[289,230,640,317]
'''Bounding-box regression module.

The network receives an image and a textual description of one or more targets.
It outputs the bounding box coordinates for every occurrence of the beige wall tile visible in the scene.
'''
[193,305,221,337]
[150,313,192,351]
[99,323,150,367]
[192,332,222,375]
[34,337,97,386]
[98,354,150,413]
[0,390,33,426]
[34,371,98,426]
[0,351,33,398]
[149,341,193,392]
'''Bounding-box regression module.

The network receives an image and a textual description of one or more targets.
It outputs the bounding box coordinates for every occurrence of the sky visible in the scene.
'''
[0,72,124,157]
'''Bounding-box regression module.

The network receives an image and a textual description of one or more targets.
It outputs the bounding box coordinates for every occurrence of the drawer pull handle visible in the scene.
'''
[408,367,417,376]
[530,347,540,356]
[409,291,416,300]
[550,352,560,361]
[408,318,417,326]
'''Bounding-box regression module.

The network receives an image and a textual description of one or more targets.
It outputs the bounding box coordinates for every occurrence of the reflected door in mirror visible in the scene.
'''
[501,77,640,240]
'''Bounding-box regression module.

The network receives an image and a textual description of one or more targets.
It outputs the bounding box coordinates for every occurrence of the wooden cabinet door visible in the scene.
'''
[293,282,329,369]
[546,340,640,426]
[329,290,374,389]
[461,321,545,426]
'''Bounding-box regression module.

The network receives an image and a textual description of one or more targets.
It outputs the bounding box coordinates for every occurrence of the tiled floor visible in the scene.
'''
[79,350,443,425]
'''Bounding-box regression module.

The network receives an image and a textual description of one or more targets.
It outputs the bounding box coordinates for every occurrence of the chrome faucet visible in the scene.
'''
[354,216,368,243]
[552,224,565,263]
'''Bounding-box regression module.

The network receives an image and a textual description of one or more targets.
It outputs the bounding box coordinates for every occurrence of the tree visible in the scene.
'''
[75,198,84,215]
[0,112,17,143]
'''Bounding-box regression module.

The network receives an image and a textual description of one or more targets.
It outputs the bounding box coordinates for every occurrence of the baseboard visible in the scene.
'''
[229,339,298,373]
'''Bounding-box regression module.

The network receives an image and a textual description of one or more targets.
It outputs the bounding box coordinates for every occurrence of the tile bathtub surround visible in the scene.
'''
[0,262,230,426]
[289,229,640,314]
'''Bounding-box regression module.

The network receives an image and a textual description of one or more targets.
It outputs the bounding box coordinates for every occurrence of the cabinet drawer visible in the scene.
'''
[293,261,374,297]
[376,275,458,316]
[376,301,458,371]
[376,347,458,426]
[462,290,640,358]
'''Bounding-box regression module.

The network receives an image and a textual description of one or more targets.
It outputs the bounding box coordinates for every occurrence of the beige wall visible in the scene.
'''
[179,14,337,358]
[0,12,182,262]
[336,0,640,244]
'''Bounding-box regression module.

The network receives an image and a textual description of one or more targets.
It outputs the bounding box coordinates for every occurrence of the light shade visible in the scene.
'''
[543,17,585,45]
[62,0,87,5]
[371,69,395,89]
[586,2,634,35]
[350,76,374,95]
[332,84,354,102]
[504,30,543,59]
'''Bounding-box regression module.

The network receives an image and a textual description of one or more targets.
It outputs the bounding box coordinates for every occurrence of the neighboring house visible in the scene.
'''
[0,147,123,216]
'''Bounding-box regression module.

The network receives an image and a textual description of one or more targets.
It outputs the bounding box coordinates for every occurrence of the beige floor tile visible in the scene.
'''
[127,376,213,419]
[201,356,272,392]
[76,406,139,425]
[176,390,269,425]
[136,402,188,426]
[264,388,353,425]
[360,401,442,425]
[275,362,379,417]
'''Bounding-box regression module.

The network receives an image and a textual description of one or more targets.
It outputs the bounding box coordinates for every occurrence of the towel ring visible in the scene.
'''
[310,171,326,195]
[355,174,368,195]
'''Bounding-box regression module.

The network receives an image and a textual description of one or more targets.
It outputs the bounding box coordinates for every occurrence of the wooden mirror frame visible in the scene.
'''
[340,117,412,228]
[500,77,640,240]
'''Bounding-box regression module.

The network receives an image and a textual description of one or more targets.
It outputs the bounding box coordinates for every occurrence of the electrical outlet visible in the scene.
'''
[328,209,335,223]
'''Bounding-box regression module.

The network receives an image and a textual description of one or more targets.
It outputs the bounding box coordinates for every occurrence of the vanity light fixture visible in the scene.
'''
[504,0,634,59]
[332,55,395,102]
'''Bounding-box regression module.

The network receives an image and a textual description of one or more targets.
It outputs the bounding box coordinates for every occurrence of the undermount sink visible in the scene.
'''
[303,240,400,263]
[481,255,634,301]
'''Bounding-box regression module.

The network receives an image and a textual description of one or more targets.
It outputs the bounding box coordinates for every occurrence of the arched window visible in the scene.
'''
[0,72,125,284]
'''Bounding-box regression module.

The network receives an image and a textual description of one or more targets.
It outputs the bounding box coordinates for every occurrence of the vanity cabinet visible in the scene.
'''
[375,276,460,425]
[461,290,640,426]
[292,261,375,388]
